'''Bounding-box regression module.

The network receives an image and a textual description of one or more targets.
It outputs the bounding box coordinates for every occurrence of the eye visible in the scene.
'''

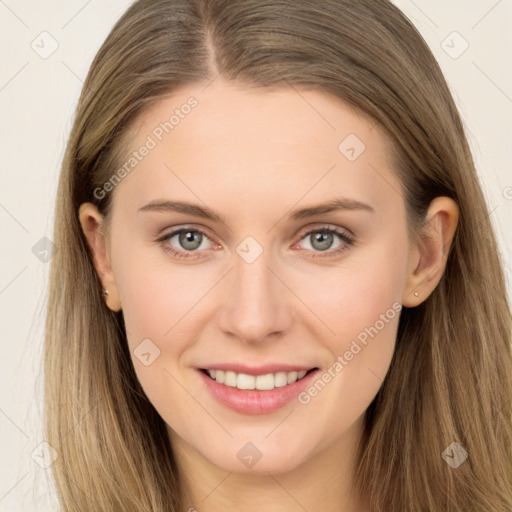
[294,226,355,258]
[156,227,217,259]
[156,225,355,260]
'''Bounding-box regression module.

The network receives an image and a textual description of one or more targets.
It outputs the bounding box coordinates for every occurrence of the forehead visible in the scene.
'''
[111,79,403,221]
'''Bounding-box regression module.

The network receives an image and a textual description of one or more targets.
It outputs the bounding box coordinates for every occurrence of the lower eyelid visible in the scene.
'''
[160,229,216,250]
[158,226,354,258]
[294,230,353,256]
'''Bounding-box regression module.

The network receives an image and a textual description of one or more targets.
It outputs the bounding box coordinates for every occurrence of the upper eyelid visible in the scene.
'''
[158,225,218,244]
[159,224,353,248]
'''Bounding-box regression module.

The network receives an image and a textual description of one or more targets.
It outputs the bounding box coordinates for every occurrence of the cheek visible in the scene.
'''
[112,243,213,344]
[293,278,402,456]
[111,249,211,414]
[291,231,407,419]
[297,227,409,351]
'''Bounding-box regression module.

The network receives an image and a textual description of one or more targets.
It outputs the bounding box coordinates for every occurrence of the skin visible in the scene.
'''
[79,79,459,512]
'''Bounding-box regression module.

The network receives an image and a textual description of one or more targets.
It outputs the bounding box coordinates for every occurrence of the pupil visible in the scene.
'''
[313,232,332,251]
[180,231,201,250]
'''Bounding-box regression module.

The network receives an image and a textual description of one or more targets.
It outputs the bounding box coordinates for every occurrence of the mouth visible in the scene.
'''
[199,367,318,391]
[198,365,320,414]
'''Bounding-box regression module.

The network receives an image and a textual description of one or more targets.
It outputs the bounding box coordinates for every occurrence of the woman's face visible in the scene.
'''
[99,80,414,474]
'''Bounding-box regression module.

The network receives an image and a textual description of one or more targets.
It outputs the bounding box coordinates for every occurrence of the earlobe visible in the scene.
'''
[402,196,459,307]
[78,203,122,312]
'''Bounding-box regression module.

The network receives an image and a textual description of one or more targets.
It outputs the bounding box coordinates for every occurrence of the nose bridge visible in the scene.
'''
[218,246,292,343]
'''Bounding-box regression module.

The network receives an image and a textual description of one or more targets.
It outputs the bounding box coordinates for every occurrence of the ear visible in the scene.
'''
[78,202,122,312]
[402,196,459,307]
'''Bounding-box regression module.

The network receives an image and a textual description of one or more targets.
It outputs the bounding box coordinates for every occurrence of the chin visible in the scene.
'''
[200,439,311,475]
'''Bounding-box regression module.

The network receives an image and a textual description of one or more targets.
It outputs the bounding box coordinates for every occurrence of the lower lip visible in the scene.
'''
[198,369,319,415]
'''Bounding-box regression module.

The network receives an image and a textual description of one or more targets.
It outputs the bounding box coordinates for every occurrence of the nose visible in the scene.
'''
[217,250,294,345]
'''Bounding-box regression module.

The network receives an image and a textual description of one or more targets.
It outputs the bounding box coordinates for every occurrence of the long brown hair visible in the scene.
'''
[44,1,512,510]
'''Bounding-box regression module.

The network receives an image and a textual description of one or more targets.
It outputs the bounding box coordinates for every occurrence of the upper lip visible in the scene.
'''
[198,364,318,376]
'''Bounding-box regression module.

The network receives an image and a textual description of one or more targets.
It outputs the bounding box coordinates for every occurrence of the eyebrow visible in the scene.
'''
[137,197,375,224]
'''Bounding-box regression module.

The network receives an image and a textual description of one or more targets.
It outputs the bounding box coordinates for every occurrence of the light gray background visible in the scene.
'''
[0,1,511,510]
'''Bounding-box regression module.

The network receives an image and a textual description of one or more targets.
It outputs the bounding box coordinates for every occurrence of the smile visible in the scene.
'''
[198,366,320,414]
[201,368,314,390]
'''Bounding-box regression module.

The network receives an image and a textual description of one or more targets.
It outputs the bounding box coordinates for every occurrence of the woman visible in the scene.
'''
[44,0,512,510]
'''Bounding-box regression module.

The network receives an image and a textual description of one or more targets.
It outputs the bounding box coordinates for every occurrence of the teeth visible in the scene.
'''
[224,371,237,387]
[205,368,312,390]
[274,371,288,388]
[255,373,274,390]
[237,373,255,390]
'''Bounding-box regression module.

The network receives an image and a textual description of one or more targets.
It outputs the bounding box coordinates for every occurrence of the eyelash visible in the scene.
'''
[156,225,355,260]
